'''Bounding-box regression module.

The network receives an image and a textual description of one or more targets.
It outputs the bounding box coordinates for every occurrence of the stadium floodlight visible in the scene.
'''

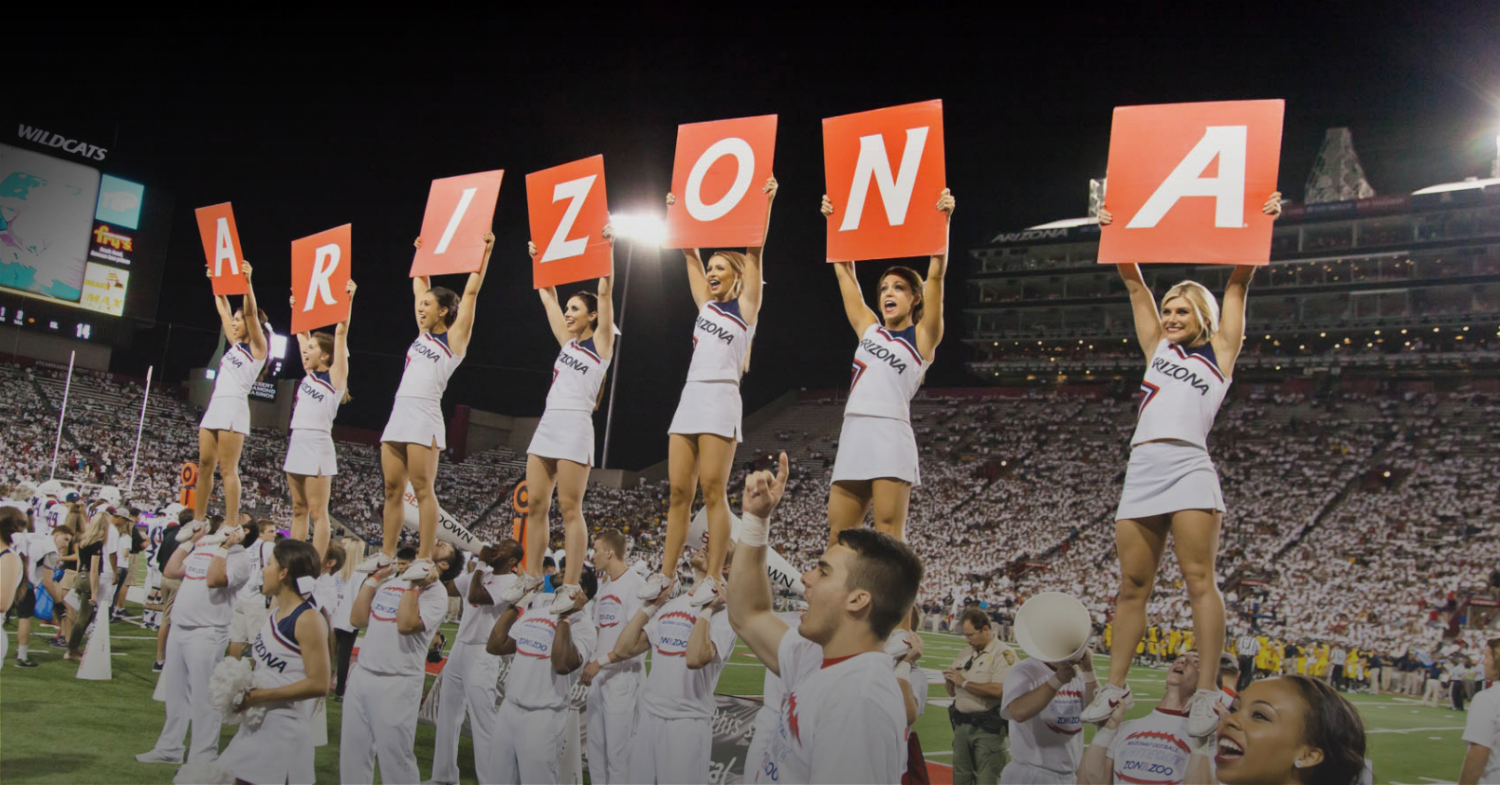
[609,213,667,247]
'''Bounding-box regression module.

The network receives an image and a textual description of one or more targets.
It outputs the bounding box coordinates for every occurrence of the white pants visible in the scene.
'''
[628,711,711,785]
[430,642,501,784]
[492,699,568,785]
[151,624,229,763]
[1000,760,1074,784]
[586,667,642,785]
[340,666,424,785]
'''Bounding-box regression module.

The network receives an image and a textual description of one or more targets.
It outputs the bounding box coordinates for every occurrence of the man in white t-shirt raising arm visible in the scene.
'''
[999,636,1095,783]
[727,452,922,785]
[1459,636,1500,785]
[579,527,645,785]
[340,541,460,785]
[613,542,738,784]
[1078,650,1198,785]
[429,538,522,785]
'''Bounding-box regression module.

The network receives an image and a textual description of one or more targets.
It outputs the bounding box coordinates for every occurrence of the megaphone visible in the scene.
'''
[688,506,805,596]
[402,483,487,555]
[1014,592,1092,664]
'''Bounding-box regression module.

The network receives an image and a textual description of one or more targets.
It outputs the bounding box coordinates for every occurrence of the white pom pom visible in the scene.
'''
[207,657,265,727]
[296,575,316,598]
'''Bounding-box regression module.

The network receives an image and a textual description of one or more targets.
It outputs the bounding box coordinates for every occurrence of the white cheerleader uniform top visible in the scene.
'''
[250,602,314,699]
[845,324,924,422]
[212,342,267,401]
[546,337,609,413]
[289,370,342,432]
[1131,338,1229,449]
[395,331,462,401]
[686,300,754,384]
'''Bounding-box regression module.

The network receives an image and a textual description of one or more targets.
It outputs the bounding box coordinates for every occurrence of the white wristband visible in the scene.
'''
[641,604,661,620]
[1090,727,1117,749]
[1045,674,1063,691]
[1082,672,1098,685]
[696,606,715,622]
[213,547,231,559]
[740,512,770,548]
[596,652,614,667]
[894,661,912,680]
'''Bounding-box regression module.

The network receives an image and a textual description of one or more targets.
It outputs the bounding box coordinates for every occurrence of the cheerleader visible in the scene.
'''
[358,233,494,581]
[501,230,614,612]
[821,189,954,544]
[1080,193,1282,738]
[186,262,269,539]
[214,540,331,785]
[285,279,357,560]
[639,177,776,605]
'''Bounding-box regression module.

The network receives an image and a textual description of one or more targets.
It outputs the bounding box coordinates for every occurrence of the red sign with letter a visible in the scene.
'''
[195,202,248,295]
[410,170,504,278]
[290,224,352,334]
[822,100,946,262]
[526,155,611,289]
[1099,99,1284,265]
[666,114,778,249]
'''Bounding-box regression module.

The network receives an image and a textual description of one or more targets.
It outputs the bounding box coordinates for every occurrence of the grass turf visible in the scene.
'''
[0,616,1468,783]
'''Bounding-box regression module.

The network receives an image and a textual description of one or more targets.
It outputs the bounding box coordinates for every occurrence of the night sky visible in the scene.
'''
[15,9,1500,469]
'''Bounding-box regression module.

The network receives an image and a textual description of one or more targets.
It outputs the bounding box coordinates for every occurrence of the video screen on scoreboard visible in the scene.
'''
[0,142,168,321]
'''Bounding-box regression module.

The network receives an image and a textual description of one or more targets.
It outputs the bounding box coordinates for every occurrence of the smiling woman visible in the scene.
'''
[1199,674,1366,785]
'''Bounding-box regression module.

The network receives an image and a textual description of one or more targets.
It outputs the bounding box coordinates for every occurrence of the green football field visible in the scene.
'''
[0,614,1468,784]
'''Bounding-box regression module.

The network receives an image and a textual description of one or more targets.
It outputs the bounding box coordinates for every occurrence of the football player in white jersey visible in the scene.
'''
[643,177,776,609]
[188,261,269,539]
[727,453,921,785]
[363,232,493,582]
[820,188,954,545]
[285,279,356,560]
[506,229,616,613]
[1083,194,1282,738]
[579,528,645,784]
[1078,651,1199,785]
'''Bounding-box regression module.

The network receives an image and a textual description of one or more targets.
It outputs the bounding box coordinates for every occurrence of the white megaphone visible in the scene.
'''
[1014,592,1092,664]
[402,482,488,555]
[77,584,114,681]
[688,506,805,596]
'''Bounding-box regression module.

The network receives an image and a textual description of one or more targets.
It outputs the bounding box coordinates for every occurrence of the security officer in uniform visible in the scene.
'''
[944,608,1017,785]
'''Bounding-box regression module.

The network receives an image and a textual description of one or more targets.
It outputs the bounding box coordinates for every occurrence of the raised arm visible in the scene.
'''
[612,589,669,662]
[485,604,521,656]
[1098,208,1163,361]
[330,280,356,392]
[412,236,432,306]
[551,593,590,674]
[290,297,315,375]
[831,262,877,337]
[1077,703,1128,785]
[916,189,955,362]
[241,263,268,361]
[205,528,246,588]
[727,451,792,676]
[737,176,776,325]
[666,192,711,310]
[686,602,724,670]
[1213,192,1280,377]
[447,232,495,356]
[594,226,616,360]
[350,567,390,630]
[537,283,571,347]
